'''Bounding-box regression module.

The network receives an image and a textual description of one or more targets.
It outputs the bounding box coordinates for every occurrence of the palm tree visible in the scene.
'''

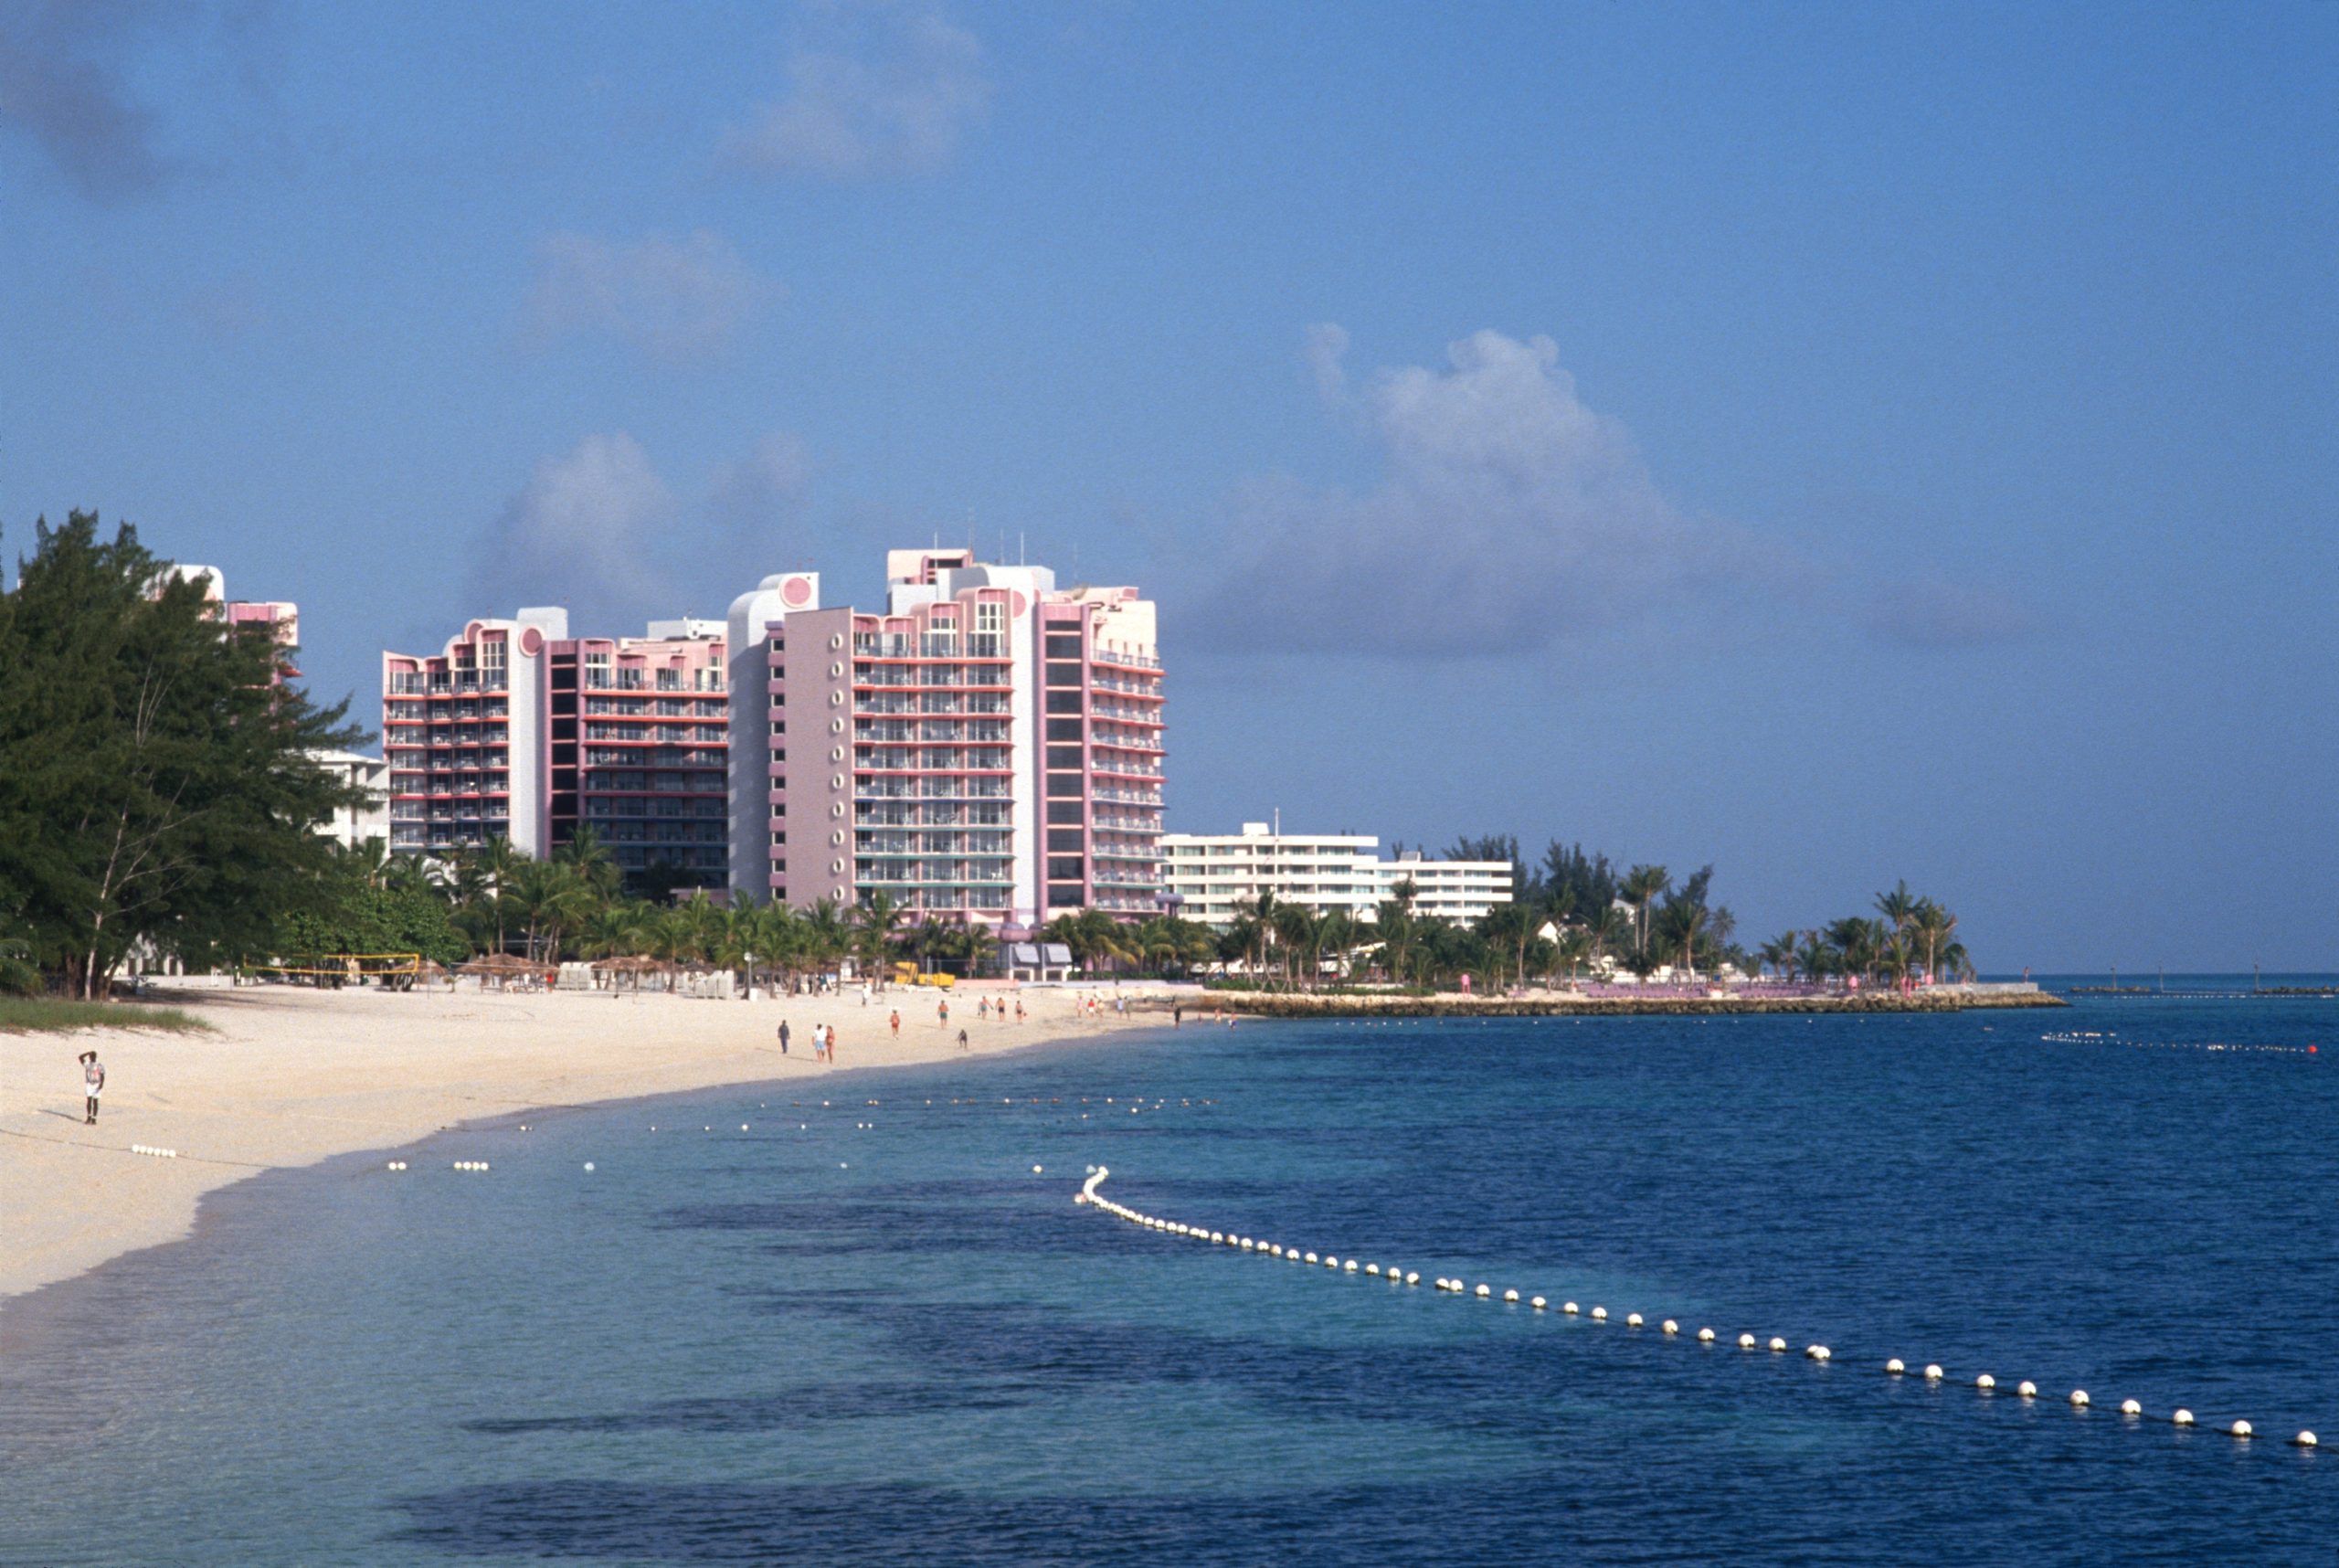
[800,897,851,978]
[513,860,596,962]
[1656,897,1710,978]
[1911,899,1957,982]
[1318,910,1357,982]
[961,920,998,980]
[1759,932,1799,980]
[1550,926,1592,985]
[1476,902,1537,990]
[1373,888,1418,983]
[1273,905,1318,987]
[1875,881,1919,969]
[556,824,623,903]
[1582,903,1628,971]
[852,891,905,981]
[579,899,652,959]
[1621,864,1669,960]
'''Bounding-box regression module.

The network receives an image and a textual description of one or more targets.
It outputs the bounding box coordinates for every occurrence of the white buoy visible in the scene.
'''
[1698,1328,1716,1342]
[1925,1364,1944,1382]
[2069,1390,2089,1407]
[1592,1307,1608,1321]
[2294,1430,2318,1447]
[1475,1283,1491,1298]
[1405,1272,1420,1285]
[2017,1381,2037,1399]
[1305,1252,1318,1264]
[1738,1333,1757,1349]
[2173,1408,2195,1426]
[1504,1288,1519,1303]
[583,1161,595,1172]
[741,1124,749,1131]
[1662,1319,1679,1335]
[1564,1302,1581,1316]
[1886,1359,1905,1374]
[1325,1255,1340,1269]
[1625,1312,1644,1328]
[1975,1373,1996,1390]
[2229,1419,2252,1438]
[1768,1337,1788,1353]
[1345,1259,1359,1273]
[1806,1345,1831,1361]
[2120,1398,2143,1415]
[1532,1297,1548,1310]
[1032,1165,1043,1173]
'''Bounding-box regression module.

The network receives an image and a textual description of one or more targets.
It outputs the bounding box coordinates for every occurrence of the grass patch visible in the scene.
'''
[0,996,213,1035]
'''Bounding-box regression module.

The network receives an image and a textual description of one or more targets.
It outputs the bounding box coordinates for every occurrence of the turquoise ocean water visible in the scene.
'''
[3,978,2334,1563]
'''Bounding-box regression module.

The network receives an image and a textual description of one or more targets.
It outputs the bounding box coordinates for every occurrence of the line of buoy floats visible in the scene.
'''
[130,1143,179,1159]
[1074,1169,2317,1450]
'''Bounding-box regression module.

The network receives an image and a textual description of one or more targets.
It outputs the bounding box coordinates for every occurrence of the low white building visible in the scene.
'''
[1162,823,1512,927]
[1379,851,1513,924]
[310,748,391,850]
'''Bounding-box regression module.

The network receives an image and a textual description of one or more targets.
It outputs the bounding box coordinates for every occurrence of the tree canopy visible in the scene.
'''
[0,514,365,996]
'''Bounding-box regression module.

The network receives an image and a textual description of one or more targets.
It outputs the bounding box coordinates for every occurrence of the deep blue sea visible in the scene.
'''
[5,978,2335,1565]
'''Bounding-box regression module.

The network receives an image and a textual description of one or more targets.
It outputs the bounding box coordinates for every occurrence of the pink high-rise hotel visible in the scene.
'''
[383,612,729,890]
[727,548,1163,928]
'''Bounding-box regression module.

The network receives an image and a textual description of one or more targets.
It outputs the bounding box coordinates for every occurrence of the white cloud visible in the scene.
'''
[477,434,677,626]
[724,5,990,180]
[1201,327,1756,657]
[709,431,813,529]
[526,230,774,361]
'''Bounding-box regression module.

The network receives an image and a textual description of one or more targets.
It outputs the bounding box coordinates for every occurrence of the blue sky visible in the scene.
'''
[5,1,2334,970]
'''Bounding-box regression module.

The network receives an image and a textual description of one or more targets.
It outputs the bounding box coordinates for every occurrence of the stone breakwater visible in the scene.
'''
[1155,988,2066,1020]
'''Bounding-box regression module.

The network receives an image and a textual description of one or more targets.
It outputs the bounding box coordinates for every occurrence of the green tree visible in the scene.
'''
[1620,864,1670,962]
[0,515,365,996]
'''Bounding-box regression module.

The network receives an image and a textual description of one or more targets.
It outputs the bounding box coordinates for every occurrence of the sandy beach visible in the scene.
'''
[0,980,1171,1307]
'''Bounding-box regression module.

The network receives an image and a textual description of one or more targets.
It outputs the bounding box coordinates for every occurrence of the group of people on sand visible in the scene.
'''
[776,1019,840,1063]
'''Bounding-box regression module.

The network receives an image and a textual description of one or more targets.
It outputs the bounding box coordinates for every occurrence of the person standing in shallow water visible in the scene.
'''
[80,1051,104,1124]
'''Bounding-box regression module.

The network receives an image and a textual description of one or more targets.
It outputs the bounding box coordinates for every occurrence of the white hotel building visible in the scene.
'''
[1162,823,1513,927]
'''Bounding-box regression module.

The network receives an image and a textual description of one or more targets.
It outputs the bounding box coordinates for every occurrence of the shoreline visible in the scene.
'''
[0,981,1168,1308]
[1168,987,2067,1019]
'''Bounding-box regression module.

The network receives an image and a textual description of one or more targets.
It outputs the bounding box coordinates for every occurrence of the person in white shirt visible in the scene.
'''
[80,1051,105,1125]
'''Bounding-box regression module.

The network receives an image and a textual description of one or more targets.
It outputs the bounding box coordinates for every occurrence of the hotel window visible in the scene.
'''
[1048,800,1084,825]
[1045,718,1083,742]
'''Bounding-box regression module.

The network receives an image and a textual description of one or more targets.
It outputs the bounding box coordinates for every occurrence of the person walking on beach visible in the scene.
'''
[937,997,949,1030]
[79,1050,104,1124]
[822,1024,838,1063]
[778,1020,790,1056]
[957,1027,969,1052]
[1014,998,1025,1024]
[889,1009,901,1039]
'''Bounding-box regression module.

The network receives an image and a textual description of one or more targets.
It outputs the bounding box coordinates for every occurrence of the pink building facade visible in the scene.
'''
[726,549,1163,930]
[546,620,728,893]
[382,609,566,859]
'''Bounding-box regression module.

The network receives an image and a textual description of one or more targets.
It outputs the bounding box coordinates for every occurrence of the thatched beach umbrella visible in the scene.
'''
[590,954,673,992]
[458,952,541,991]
